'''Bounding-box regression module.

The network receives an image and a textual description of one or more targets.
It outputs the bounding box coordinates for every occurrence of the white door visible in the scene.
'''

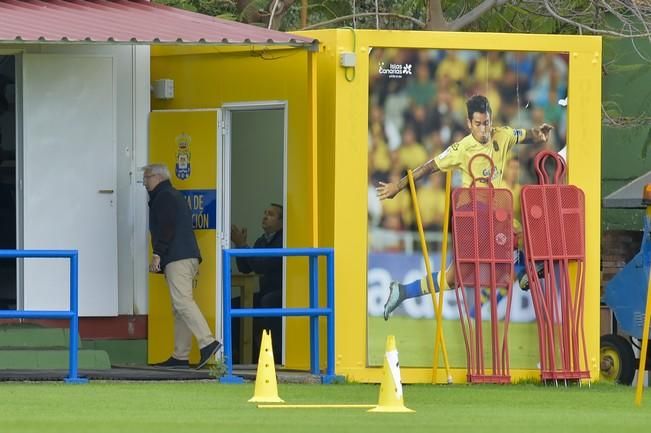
[21,54,118,316]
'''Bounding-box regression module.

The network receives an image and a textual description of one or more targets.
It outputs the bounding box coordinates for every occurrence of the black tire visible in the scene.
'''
[600,334,636,385]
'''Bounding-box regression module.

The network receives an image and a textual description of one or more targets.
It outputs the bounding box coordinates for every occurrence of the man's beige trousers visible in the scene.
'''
[164,258,214,359]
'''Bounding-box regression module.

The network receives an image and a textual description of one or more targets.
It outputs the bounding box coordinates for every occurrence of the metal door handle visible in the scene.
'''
[98,189,114,194]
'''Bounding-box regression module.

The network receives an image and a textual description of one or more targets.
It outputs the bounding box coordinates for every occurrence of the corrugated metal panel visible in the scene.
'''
[0,0,317,47]
[603,170,651,209]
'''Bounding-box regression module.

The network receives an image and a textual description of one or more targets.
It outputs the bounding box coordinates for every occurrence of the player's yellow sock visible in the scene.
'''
[417,271,449,295]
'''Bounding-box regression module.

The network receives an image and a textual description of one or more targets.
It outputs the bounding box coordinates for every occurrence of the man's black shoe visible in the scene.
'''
[197,340,222,369]
[152,357,189,368]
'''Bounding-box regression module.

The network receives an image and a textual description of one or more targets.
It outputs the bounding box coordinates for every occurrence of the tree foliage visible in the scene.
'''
[152,0,651,40]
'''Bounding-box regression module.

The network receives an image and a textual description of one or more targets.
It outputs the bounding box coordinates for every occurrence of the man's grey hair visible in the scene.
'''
[142,163,170,180]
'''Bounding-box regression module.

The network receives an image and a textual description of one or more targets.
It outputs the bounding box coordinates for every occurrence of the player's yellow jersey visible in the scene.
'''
[434,126,526,188]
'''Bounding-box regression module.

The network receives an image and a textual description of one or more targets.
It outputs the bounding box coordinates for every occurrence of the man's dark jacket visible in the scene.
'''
[236,230,282,297]
[148,179,201,270]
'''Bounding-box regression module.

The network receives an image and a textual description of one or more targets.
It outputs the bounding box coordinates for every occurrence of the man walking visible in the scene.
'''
[144,163,221,368]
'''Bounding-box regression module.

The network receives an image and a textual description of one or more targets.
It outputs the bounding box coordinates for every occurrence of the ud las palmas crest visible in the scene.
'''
[175,133,191,180]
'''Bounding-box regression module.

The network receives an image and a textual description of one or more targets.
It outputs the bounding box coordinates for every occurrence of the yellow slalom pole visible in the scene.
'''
[407,170,452,383]
[433,171,453,384]
[634,206,651,406]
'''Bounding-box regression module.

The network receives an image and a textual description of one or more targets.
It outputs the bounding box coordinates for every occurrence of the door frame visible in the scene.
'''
[0,50,22,309]
[219,101,288,361]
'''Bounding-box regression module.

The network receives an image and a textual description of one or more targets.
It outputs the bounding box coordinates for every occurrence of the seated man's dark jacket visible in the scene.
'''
[148,179,201,271]
[236,230,282,297]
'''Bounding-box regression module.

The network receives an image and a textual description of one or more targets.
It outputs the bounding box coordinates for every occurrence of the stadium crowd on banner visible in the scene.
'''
[367,49,568,253]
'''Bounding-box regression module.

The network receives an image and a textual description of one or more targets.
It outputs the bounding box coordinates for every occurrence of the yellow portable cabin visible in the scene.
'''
[148,29,601,383]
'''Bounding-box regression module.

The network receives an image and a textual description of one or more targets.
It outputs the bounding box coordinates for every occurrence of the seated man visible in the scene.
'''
[231,203,283,362]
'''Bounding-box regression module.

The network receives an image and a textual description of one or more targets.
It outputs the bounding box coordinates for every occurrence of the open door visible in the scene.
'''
[224,103,286,364]
[0,55,16,310]
[148,109,221,363]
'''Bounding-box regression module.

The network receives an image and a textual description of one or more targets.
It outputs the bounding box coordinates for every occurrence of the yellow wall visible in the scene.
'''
[148,110,218,363]
[150,47,318,369]
[298,29,602,383]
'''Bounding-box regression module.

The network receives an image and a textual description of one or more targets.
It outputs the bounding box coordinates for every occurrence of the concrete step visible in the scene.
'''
[83,339,147,365]
[0,349,111,369]
[0,325,79,348]
[0,325,110,370]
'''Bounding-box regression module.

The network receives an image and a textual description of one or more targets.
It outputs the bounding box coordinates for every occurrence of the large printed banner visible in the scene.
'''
[367,47,568,368]
[367,251,540,369]
[368,252,536,323]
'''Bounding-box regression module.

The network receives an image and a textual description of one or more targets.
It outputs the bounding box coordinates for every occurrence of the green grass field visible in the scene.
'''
[1,382,650,433]
[369,317,540,368]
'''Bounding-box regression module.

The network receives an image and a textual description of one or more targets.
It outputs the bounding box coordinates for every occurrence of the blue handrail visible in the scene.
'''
[221,248,336,383]
[0,250,87,384]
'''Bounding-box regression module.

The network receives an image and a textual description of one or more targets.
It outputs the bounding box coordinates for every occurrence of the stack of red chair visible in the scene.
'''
[521,151,590,383]
[452,154,514,383]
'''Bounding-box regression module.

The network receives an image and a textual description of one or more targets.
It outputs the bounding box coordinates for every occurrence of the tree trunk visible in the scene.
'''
[426,0,449,30]
[237,0,265,25]
[427,0,512,31]
[237,0,298,30]
[301,0,308,28]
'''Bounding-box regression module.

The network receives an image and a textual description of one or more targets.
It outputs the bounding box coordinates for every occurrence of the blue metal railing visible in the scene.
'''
[221,248,335,383]
[0,250,87,384]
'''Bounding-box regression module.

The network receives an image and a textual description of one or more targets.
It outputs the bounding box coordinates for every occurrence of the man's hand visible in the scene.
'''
[149,254,161,273]
[231,225,248,247]
[532,123,554,143]
[376,181,400,200]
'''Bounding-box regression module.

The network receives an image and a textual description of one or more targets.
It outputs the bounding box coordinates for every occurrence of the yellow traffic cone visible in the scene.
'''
[248,329,284,403]
[369,335,414,413]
